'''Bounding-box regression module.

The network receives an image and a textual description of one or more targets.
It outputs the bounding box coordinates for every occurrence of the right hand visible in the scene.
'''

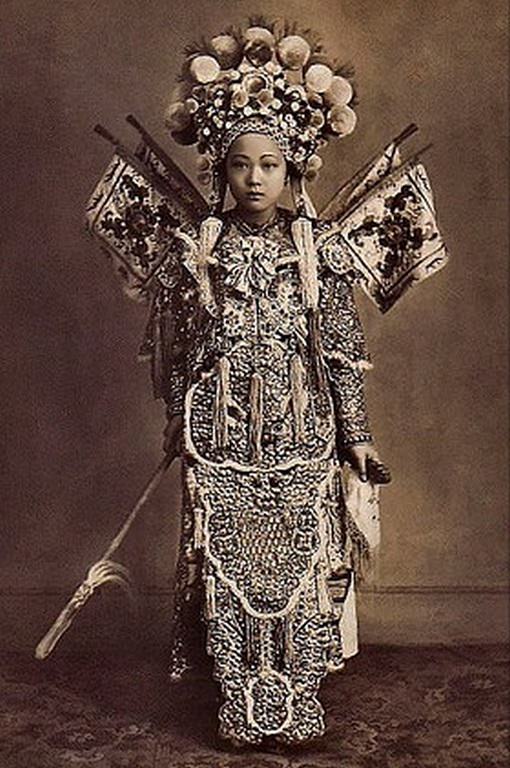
[342,443,392,485]
[163,414,184,459]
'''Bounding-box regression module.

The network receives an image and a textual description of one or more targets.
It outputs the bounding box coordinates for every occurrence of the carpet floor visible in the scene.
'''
[0,645,508,768]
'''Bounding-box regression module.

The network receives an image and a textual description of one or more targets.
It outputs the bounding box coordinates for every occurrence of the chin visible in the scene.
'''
[241,198,275,212]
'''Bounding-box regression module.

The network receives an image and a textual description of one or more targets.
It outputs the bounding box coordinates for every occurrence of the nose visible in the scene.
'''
[247,164,263,187]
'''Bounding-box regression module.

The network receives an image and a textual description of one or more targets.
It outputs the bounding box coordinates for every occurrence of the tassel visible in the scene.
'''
[213,357,231,449]
[291,217,319,310]
[284,616,294,667]
[308,309,327,391]
[342,467,381,580]
[249,373,264,463]
[245,613,256,667]
[274,618,285,671]
[290,355,308,442]
[193,504,204,548]
[260,619,273,673]
[197,216,222,313]
[185,465,198,504]
[205,574,216,619]
[291,217,327,388]
[290,174,318,219]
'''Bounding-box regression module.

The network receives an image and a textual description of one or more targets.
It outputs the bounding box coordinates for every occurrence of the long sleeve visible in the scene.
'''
[138,253,199,416]
[319,269,373,447]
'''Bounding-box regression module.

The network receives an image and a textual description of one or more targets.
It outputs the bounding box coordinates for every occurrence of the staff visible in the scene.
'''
[35,450,175,660]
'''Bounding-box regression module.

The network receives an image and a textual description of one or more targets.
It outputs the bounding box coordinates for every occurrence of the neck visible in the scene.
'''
[234,204,278,227]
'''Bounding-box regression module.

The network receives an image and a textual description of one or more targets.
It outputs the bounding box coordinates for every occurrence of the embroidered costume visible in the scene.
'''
[85,18,448,746]
[155,208,374,743]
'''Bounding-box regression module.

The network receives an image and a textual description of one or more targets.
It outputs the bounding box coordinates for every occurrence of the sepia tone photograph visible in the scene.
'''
[1,1,508,766]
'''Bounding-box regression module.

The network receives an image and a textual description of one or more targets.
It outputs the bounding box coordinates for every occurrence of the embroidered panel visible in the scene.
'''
[317,162,448,312]
[85,152,191,286]
[205,566,342,744]
[192,461,334,617]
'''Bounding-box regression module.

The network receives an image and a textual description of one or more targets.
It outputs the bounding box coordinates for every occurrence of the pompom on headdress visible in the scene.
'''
[164,18,357,214]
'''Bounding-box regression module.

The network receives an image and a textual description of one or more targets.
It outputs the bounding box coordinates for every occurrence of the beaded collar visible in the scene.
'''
[225,206,293,237]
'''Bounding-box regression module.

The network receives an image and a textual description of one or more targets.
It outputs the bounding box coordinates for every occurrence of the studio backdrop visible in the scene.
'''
[0,0,507,654]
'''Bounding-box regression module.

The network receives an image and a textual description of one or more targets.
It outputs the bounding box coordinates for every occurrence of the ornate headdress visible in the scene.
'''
[164,18,357,213]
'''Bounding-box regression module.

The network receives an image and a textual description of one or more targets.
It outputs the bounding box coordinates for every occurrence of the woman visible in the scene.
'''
[157,135,383,747]
[82,12,449,746]
[136,22,394,743]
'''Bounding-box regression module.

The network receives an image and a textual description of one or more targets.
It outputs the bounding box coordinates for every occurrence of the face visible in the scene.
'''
[226,133,286,215]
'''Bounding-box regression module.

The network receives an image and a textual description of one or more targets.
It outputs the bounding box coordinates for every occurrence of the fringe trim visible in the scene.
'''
[185,465,198,503]
[290,355,308,442]
[284,616,294,667]
[194,505,204,549]
[140,296,176,399]
[213,357,231,450]
[205,574,216,619]
[197,216,222,314]
[184,368,337,473]
[291,217,319,310]
[345,524,373,582]
[341,467,381,580]
[249,373,264,463]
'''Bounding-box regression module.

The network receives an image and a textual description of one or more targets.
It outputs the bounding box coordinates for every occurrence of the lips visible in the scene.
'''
[246,192,265,200]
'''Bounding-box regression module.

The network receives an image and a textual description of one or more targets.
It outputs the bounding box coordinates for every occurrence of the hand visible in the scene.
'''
[163,414,184,460]
[344,443,391,484]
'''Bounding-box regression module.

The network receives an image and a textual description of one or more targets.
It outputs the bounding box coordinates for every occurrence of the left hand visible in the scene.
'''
[343,443,391,484]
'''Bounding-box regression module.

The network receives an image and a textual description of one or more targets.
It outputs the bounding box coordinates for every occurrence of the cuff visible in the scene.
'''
[328,364,373,448]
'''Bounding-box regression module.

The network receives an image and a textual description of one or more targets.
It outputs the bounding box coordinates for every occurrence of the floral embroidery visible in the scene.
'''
[315,162,448,313]
[99,175,180,272]
[218,235,280,297]
[162,209,376,743]
[348,185,427,279]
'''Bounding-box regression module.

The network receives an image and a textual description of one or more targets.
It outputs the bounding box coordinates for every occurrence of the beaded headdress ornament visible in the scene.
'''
[164,18,357,214]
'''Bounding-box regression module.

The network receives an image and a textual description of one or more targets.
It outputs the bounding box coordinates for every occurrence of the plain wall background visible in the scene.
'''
[0,0,508,654]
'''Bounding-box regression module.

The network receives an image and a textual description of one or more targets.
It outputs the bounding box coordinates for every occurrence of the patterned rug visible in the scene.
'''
[0,646,508,768]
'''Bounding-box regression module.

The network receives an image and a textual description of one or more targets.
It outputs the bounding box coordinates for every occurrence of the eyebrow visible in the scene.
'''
[229,153,281,160]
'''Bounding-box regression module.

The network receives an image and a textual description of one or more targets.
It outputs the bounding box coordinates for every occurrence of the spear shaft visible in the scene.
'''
[320,123,419,220]
[35,452,174,660]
